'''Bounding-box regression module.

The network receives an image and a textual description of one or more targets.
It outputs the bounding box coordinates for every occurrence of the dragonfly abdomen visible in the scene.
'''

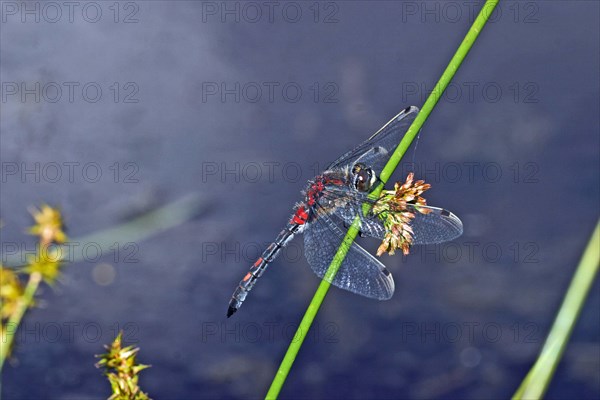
[227,210,306,317]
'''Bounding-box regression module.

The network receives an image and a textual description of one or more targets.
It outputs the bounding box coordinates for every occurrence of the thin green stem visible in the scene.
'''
[0,272,42,371]
[266,1,499,398]
[513,221,600,400]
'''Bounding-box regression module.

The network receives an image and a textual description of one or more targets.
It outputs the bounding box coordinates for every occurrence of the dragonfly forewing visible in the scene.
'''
[321,190,463,246]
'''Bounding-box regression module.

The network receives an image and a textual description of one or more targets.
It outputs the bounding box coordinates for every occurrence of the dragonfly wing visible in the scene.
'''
[408,205,463,245]
[364,205,462,245]
[303,206,395,300]
[318,190,463,245]
[327,106,419,173]
[317,187,386,238]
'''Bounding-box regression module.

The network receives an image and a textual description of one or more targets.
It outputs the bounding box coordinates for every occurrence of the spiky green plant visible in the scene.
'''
[1,205,68,369]
[96,331,151,400]
[0,194,203,371]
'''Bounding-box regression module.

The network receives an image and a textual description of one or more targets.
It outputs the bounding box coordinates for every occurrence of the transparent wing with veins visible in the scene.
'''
[322,104,462,245]
[302,186,461,300]
[316,188,463,245]
[327,106,419,173]
[301,104,461,300]
[303,200,395,300]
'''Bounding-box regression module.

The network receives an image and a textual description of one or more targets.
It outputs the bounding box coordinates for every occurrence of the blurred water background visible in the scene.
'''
[1,1,599,398]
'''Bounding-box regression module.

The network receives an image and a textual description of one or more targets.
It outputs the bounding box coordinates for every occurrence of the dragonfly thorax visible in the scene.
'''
[303,164,377,213]
[304,173,347,209]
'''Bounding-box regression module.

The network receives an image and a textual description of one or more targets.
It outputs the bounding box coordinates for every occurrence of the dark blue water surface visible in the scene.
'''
[1,1,599,399]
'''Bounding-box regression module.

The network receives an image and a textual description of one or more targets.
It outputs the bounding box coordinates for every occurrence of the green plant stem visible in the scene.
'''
[513,221,600,400]
[265,1,499,398]
[0,271,42,371]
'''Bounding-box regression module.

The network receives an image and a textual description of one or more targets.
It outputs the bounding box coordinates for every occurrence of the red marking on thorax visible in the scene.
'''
[296,174,348,222]
[306,175,345,206]
[323,177,344,186]
[306,181,322,206]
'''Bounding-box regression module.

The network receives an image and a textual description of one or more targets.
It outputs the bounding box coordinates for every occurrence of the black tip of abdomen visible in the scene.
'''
[227,306,237,318]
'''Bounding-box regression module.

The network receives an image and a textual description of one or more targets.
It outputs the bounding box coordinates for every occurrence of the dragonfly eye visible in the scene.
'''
[352,164,375,192]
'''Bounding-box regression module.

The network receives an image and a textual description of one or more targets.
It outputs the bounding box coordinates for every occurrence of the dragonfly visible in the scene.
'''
[227,106,463,317]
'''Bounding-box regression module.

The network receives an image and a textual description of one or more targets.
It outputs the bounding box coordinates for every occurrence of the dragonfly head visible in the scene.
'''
[351,163,377,192]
